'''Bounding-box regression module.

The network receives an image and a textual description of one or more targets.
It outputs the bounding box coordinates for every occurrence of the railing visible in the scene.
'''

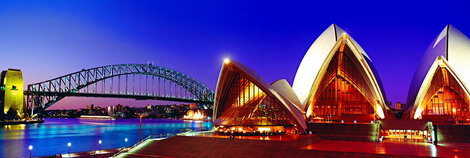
[110,133,178,158]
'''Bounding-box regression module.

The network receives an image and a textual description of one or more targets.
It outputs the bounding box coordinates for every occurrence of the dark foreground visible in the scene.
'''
[0,119,44,125]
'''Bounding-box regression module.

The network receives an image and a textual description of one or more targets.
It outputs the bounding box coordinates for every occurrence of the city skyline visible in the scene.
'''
[1,1,470,109]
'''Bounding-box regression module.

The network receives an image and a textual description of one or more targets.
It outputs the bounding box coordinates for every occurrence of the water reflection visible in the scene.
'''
[430,144,437,157]
[0,118,212,157]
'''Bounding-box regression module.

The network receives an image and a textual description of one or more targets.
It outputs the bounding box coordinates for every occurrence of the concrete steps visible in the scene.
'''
[436,125,470,143]
[307,123,379,142]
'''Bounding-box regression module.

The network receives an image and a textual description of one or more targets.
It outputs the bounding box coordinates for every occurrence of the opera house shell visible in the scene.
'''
[213,59,307,134]
[407,25,470,123]
[292,24,388,122]
[212,24,398,135]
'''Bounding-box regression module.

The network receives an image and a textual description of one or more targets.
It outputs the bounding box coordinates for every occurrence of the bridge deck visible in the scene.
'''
[25,91,213,104]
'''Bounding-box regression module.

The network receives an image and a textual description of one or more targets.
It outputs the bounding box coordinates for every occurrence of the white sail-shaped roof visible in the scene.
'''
[293,24,387,112]
[410,56,470,119]
[407,25,470,111]
[271,79,303,113]
[213,59,307,130]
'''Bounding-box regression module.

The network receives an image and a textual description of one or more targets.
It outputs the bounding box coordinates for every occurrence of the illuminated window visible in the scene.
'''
[215,75,296,126]
[421,67,470,121]
[309,44,376,121]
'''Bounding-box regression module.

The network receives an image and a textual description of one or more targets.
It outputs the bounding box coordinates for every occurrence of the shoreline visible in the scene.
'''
[0,119,44,125]
[39,148,120,158]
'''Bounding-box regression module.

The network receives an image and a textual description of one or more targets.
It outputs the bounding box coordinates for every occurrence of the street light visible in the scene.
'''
[139,114,148,141]
[28,145,33,158]
[125,138,128,148]
[67,142,71,156]
[98,140,102,153]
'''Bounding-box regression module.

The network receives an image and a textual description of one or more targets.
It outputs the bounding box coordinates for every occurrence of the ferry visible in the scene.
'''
[79,115,115,120]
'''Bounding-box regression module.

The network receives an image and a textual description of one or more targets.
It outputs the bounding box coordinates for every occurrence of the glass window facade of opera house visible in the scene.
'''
[215,76,291,126]
[292,24,387,123]
[408,25,470,124]
[213,60,306,135]
[419,63,469,122]
[308,43,376,122]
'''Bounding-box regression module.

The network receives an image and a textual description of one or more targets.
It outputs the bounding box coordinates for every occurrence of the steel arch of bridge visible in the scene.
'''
[26,64,214,113]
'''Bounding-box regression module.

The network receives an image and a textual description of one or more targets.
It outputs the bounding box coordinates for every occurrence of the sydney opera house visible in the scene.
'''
[407,25,470,124]
[212,24,470,136]
[292,25,388,123]
[212,59,307,134]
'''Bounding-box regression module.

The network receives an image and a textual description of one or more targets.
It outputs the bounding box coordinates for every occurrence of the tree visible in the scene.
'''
[0,110,5,121]
[6,107,18,120]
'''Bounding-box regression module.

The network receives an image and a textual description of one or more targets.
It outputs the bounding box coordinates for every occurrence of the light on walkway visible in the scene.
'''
[67,142,71,156]
[98,140,102,153]
[28,145,33,158]
[125,138,128,148]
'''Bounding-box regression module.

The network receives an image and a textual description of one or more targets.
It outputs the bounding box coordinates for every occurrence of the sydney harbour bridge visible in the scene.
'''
[24,64,215,116]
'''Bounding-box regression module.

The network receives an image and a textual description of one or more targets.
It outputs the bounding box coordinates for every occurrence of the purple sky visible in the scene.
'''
[0,1,469,109]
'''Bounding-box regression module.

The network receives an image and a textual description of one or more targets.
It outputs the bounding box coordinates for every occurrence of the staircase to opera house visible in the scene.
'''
[307,123,379,142]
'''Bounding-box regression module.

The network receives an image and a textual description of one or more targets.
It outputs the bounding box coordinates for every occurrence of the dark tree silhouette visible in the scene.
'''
[0,109,5,121]
[6,108,18,120]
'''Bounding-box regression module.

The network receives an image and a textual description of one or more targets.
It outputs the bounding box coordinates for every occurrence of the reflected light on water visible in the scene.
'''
[430,145,437,157]
[0,118,212,157]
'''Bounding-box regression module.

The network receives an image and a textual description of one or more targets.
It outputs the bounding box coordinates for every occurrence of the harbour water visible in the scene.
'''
[0,118,212,157]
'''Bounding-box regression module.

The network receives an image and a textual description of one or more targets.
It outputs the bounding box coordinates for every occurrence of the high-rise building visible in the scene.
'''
[394,102,405,110]
[87,104,94,110]
[0,69,25,118]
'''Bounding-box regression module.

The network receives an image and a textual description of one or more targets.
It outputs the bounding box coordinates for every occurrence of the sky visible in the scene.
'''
[0,0,469,109]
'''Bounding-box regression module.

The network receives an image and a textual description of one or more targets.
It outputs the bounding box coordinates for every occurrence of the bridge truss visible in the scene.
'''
[26,64,214,115]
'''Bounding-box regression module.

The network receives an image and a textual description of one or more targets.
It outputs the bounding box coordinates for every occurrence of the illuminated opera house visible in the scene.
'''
[292,24,388,123]
[212,59,307,134]
[212,24,388,134]
[213,24,470,136]
[407,25,470,124]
